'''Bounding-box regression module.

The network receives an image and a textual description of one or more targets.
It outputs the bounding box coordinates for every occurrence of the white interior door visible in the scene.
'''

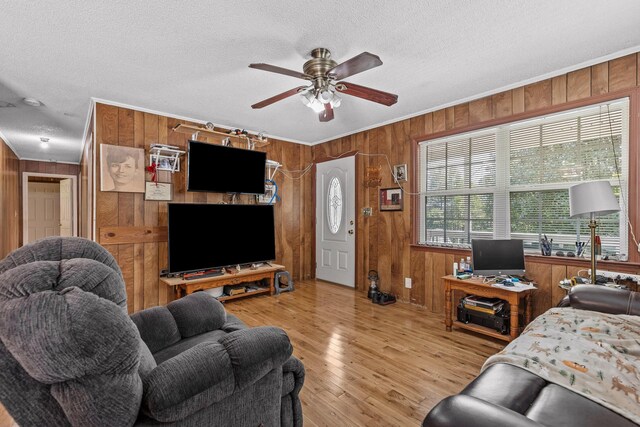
[315,156,355,287]
[27,182,60,243]
[59,178,73,237]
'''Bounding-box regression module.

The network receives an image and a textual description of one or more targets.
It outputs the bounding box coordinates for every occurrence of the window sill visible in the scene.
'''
[410,244,640,273]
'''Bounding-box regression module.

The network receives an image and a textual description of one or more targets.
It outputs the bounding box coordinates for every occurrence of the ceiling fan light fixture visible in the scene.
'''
[318,88,333,104]
[310,99,325,113]
[330,93,342,108]
[299,90,315,107]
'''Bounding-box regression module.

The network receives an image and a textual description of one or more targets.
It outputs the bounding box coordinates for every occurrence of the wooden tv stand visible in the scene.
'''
[161,263,285,302]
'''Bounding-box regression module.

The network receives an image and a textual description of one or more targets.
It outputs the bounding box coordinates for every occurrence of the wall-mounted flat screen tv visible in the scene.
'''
[187,140,266,194]
[167,203,276,274]
[471,239,526,277]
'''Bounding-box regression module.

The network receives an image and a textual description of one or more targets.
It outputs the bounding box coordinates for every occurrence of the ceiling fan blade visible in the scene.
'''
[327,52,383,80]
[251,86,307,109]
[319,103,334,122]
[337,81,398,106]
[249,63,312,80]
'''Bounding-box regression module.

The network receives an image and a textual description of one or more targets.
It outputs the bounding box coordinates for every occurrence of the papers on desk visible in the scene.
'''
[490,282,537,292]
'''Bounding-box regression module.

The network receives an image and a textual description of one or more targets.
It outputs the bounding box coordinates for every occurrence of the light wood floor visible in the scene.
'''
[225,279,505,427]
[0,279,505,427]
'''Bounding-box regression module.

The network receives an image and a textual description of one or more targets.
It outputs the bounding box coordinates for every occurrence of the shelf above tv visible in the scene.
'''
[172,123,269,148]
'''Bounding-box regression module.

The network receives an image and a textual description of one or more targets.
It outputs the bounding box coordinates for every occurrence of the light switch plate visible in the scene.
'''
[362,207,372,217]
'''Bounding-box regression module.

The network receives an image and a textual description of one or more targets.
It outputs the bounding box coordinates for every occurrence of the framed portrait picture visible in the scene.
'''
[100,144,145,193]
[393,164,407,182]
[144,182,173,201]
[151,154,180,172]
[380,187,403,211]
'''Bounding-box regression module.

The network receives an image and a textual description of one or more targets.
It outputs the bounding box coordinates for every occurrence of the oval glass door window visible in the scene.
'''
[327,177,343,234]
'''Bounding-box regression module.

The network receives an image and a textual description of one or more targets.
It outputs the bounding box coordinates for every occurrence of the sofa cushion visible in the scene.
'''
[461,364,546,414]
[222,313,247,332]
[526,383,637,427]
[151,311,249,365]
[167,292,227,338]
[153,329,229,365]
[131,306,181,354]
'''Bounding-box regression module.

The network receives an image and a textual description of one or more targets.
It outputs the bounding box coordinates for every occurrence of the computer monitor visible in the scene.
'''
[471,239,526,277]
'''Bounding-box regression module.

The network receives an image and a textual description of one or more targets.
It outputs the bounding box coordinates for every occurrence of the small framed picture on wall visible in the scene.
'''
[380,187,403,211]
[393,164,407,182]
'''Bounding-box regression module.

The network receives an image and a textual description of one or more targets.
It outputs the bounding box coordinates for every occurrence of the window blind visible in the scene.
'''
[506,100,628,254]
[418,98,629,258]
[419,130,496,245]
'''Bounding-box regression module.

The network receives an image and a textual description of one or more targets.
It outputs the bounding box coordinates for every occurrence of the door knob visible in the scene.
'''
[348,229,354,235]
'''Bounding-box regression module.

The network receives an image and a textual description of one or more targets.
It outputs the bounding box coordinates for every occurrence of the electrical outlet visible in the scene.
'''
[404,277,412,288]
[588,269,640,283]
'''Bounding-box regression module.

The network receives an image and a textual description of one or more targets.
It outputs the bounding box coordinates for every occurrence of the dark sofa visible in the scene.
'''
[423,285,640,427]
[0,236,304,427]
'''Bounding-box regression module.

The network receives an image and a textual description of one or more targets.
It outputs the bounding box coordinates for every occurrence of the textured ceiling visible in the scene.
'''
[1,1,640,163]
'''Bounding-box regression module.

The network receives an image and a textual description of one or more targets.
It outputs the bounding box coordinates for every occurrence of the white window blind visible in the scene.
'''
[507,100,628,255]
[419,130,496,246]
[418,98,629,258]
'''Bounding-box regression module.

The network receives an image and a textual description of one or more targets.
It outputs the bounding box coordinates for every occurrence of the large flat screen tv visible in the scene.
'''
[471,239,526,277]
[168,203,276,274]
[187,140,266,194]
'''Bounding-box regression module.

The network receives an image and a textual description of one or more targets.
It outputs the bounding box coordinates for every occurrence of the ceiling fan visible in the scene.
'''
[249,48,398,122]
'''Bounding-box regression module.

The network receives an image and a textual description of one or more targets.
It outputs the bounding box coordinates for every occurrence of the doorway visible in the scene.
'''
[315,155,356,287]
[22,173,77,244]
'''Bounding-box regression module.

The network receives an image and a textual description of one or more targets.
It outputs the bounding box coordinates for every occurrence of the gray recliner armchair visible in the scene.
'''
[0,237,304,427]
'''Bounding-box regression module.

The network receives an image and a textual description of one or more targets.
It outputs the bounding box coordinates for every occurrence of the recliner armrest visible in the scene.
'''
[568,284,640,315]
[142,326,293,422]
[219,326,293,389]
[282,356,305,397]
[142,341,235,422]
[422,395,544,427]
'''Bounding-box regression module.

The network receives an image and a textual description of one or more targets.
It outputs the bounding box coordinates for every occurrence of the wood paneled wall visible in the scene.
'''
[0,137,20,258]
[90,103,313,313]
[313,52,640,319]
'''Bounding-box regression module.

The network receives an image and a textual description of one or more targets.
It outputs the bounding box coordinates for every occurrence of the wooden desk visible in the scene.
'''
[161,264,285,302]
[443,275,534,342]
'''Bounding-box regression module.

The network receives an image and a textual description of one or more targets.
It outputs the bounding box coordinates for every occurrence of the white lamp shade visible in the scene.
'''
[569,180,620,218]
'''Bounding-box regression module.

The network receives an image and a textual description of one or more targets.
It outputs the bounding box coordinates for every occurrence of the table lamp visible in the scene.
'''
[569,181,620,284]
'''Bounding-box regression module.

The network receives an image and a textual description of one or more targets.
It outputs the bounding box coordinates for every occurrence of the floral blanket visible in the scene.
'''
[482,307,640,424]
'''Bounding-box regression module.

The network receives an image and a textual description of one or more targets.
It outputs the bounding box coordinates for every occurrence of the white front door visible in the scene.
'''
[315,156,356,287]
